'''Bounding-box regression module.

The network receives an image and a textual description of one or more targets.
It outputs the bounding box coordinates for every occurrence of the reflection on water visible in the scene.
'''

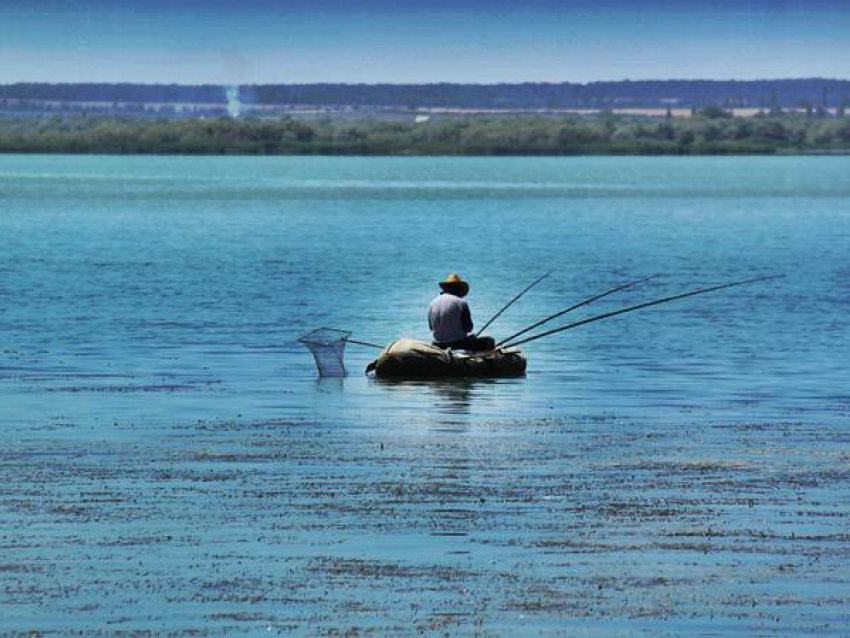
[314,377,346,394]
[373,378,505,416]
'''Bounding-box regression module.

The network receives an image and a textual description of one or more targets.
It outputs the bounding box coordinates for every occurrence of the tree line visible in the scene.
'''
[1,112,849,155]
[2,79,849,109]
[245,79,850,109]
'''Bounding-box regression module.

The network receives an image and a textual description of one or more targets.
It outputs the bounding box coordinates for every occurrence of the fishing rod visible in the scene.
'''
[346,338,384,349]
[475,270,553,337]
[495,274,659,348]
[502,274,783,349]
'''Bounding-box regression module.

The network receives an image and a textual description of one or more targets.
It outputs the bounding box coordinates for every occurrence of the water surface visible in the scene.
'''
[1,155,848,635]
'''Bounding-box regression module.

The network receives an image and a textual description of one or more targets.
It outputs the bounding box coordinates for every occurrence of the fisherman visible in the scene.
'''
[429,273,495,352]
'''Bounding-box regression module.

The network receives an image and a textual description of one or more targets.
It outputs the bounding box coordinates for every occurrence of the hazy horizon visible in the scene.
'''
[1,1,848,85]
[3,77,850,87]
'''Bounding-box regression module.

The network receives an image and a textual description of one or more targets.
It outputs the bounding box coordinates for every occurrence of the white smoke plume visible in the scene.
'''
[226,85,241,118]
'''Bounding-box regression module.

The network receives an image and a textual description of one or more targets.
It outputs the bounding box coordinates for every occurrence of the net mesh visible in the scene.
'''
[298,328,351,377]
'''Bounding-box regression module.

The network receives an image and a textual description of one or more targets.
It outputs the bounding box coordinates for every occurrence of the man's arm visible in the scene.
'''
[461,302,473,334]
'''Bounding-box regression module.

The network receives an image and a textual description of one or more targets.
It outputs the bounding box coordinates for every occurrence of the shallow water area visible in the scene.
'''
[1,155,849,635]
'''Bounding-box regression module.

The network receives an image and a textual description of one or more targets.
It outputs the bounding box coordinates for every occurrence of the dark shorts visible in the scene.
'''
[433,336,495,352]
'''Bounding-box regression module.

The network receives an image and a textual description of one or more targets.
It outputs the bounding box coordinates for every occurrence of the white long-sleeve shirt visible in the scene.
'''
[428,293,473,343]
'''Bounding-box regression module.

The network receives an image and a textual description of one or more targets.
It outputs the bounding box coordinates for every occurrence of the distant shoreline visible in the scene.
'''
[3,150,850,157]
[1,112,848,156]
[3,79,849,117]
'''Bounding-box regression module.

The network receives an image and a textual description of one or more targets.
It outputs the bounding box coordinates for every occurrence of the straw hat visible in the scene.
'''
[438,273,470,297]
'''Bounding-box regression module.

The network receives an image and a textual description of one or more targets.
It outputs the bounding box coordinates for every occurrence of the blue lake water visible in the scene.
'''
[1,155,849,635]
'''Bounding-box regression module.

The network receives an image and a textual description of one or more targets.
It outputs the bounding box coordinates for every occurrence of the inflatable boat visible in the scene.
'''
[366,339,526,379]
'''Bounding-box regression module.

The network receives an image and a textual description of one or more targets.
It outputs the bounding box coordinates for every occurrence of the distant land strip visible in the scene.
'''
[1,111,848,155]
[2,79,850,118]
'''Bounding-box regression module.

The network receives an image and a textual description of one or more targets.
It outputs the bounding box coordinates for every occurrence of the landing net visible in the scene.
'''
[298,328,351,377]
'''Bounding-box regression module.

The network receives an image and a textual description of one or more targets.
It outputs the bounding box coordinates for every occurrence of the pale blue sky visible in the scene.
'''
[1,1,848,83]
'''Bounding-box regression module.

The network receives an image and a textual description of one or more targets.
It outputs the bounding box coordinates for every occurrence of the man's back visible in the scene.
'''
[429,293,472,344]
